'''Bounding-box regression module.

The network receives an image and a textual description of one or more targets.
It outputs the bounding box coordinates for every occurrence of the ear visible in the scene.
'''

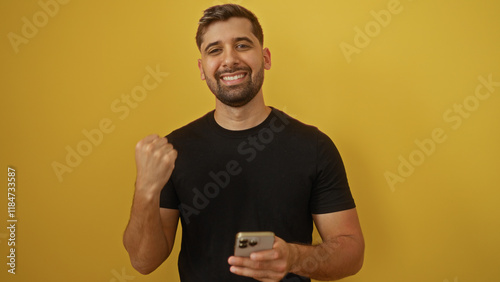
[263,48,271,70]
[198,59,206,80]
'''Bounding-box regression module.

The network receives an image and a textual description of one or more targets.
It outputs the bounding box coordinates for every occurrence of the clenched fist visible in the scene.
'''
[134,134,177,195]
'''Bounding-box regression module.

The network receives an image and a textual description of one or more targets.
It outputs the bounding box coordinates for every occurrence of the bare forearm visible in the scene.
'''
[123,192,170,274]
[124,135,178,274]
[289,235,364,281]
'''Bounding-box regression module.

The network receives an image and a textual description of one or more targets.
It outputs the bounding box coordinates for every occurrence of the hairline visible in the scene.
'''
[197,16,262,51]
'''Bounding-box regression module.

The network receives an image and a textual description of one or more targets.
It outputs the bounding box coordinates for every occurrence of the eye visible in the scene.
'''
[236,43,251,50]
[207,48,222,55]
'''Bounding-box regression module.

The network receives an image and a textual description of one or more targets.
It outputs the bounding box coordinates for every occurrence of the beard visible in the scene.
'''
[205,64,265,107]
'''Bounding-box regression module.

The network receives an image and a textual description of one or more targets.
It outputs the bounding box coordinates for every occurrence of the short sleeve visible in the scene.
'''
[160,178,180,209]
[159,132,180,209]
[310,131,356,214]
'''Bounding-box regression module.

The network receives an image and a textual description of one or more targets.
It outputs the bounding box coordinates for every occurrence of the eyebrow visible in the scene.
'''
[203,37,255,53]
[204,41,221,53]
[234,37,254,45]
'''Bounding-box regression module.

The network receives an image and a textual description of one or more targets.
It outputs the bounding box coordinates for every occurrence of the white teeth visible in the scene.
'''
[222,74,245,81]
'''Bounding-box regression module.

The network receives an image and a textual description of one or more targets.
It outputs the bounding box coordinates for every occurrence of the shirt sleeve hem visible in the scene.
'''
[310,201,356,215]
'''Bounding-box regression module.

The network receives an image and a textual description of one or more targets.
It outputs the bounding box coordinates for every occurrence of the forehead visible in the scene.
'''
[201,17,256,47]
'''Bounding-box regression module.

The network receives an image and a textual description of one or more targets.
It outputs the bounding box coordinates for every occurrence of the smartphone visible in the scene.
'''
[234,231,275,257]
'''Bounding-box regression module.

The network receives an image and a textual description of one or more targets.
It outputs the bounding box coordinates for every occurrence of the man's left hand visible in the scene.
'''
[228,236,297,282]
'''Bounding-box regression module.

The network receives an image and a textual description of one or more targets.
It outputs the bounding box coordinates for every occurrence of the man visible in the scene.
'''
[123,4,364,282]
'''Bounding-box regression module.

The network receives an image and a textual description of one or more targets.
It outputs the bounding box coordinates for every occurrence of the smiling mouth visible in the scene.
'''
[220,72,248,84]
[222,73,246,81]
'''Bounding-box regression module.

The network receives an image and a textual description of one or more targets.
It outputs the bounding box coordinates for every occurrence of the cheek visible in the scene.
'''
[204,60,220,76]
[243,54,263,72]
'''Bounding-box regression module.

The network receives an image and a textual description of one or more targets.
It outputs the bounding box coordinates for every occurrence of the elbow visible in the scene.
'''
[131,261,157,275]
[123,240,170,275]
[133,264,152,275]
[123,236,160,275]
[124,244,162,275]
[347,239,365,277]
[126,246,169,275]
[350,252,364,276]
[330,252,364,281]
[334,237,365,279]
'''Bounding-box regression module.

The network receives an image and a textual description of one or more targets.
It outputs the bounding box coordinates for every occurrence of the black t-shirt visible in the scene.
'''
[160,107,355,281]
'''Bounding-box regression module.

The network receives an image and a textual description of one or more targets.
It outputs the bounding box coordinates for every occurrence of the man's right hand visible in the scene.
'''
[134,134,177,194]
[124,134,179,274]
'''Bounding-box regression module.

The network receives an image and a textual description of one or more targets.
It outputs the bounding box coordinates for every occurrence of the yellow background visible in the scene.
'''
[1,0,499,281]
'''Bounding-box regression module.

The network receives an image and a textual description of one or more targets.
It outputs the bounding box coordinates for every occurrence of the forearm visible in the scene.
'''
[288,235,364,281]
[123,191,170,274]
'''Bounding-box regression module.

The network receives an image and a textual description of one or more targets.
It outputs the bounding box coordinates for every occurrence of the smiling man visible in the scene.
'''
[123,4,364,282]
[199,17,268,108]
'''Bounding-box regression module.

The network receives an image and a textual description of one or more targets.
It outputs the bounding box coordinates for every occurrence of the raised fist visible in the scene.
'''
[134,134,177,195]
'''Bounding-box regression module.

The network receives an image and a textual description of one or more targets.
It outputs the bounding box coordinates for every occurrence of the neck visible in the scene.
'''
[214,91,271,131]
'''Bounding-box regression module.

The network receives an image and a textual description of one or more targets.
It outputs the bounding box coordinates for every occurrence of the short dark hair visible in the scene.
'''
[195,4,264,50]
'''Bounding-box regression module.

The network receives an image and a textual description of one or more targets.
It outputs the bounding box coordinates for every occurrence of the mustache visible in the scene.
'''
[215,67,252,78]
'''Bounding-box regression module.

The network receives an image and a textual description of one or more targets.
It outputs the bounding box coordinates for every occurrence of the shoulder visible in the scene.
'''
[271,109,342,163]
[165,111,214,144]
[272,108,331,143]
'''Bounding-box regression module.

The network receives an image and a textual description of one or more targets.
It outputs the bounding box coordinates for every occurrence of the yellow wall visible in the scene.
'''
[1,0,499,281]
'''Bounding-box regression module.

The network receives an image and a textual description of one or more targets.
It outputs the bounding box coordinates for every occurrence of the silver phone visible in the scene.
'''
[234,231,275,257]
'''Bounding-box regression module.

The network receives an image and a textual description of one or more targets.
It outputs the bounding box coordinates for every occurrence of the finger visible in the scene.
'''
[249,236,285,261]
[167,147,178,159]
[155,136,175,147]
[250,249,279,261]
[228,256,244,266]
[159,140,176,155]
[135,134,159,152]
[143,134,161,144]
[229,265,282,281]
[148,137,173,154]
[151,135,167,146]
[229,256,276,270]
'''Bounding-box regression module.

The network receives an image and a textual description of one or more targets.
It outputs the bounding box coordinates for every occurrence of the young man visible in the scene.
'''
[123,4,364,282]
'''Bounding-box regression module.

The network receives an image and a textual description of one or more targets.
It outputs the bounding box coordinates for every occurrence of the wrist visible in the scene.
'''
[287,243,302,274]
[135,178,164,194]
[134,181,162,203]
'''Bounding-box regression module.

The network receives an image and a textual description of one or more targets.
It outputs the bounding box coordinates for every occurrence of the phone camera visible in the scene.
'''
[239,238,248,248]
[249,239,258,246]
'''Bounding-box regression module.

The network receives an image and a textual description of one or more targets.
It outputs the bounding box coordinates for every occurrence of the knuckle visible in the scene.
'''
[145,143,155,154]
[275,262,287,272]
[135,139,144,150]
[162,153,172,164]
[158,137,167,144]
[164,143,173,151]
[148,133,159,139]
[152,148,163,158]
[136,135,160,152]
[162,152,176,168]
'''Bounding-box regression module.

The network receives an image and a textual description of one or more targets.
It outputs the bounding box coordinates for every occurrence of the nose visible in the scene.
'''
[221,48,240,68]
